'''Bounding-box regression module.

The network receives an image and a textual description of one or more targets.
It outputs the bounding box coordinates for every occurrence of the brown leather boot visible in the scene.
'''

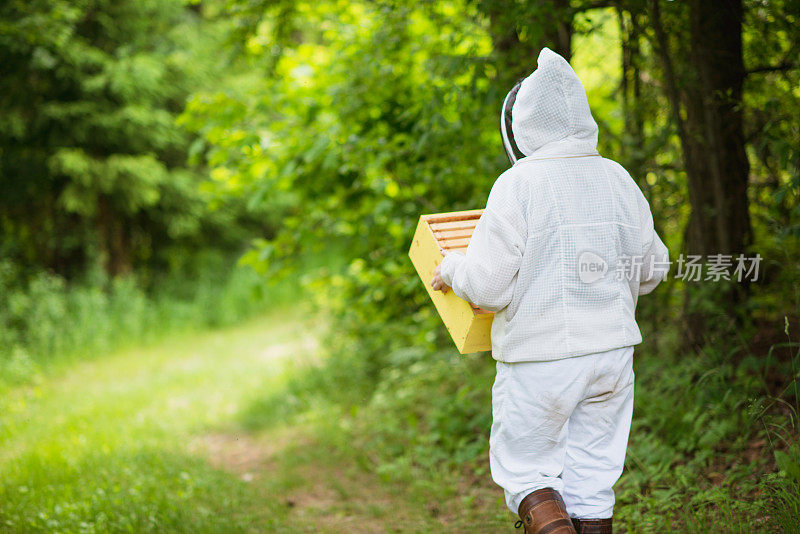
[571,518,613,534]
[516,488,577,534]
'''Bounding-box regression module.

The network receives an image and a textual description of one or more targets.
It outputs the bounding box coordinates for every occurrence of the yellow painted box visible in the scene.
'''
[408,209,494,354]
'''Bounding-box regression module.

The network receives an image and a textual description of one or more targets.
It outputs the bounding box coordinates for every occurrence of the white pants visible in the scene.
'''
[489,346,634,519]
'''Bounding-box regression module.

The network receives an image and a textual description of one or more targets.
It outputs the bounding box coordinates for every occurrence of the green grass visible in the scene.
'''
[3,290,798,532]
[234,319,800,532]
[0,303,509,533]
[0,306,315,532]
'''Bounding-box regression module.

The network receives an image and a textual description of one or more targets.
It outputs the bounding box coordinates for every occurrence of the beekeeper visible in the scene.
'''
[430,48,669,534]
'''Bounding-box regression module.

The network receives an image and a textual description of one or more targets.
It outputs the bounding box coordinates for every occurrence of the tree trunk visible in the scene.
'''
[97,195,132,278]
[618,6,646,181]
[650,0,751,347]
[484,0,574,89]
[651,0,751,257]
[685,0,751,258]
[541,0,574,63]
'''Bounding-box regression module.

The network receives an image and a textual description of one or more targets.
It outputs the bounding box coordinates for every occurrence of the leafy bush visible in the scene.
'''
[0,255,278,388]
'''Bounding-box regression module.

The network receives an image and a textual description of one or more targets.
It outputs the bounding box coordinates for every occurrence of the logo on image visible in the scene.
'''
[578,251,608,284]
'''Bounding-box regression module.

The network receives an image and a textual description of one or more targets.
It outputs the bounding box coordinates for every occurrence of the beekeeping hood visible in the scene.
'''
[500,47,599,164]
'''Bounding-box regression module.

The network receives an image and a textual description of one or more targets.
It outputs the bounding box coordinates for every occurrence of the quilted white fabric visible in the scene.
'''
[440,47,669,362]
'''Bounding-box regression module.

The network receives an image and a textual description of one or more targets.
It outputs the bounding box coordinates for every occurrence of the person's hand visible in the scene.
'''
[430,250,452,294]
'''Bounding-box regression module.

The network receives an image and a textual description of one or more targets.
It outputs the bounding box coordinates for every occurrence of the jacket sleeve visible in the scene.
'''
[439,172,527,311]
[636,188,669,296]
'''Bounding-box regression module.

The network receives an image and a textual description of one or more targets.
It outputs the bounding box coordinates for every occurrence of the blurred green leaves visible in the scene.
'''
[0,0,257,278]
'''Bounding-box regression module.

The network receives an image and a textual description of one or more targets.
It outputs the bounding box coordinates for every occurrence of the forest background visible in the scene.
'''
[1,0,799,531]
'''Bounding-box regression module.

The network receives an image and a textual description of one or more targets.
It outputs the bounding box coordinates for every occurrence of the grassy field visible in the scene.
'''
[0,304,510,533]
[2,300,798,532]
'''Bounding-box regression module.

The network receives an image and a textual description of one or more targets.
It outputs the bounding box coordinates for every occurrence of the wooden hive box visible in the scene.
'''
[408,209,493,354]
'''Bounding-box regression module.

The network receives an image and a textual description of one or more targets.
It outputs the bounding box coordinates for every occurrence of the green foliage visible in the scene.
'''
[2,0,799,529]
[188,4,799,526]
[0,0,264,279]
[351,350,494,475]
[236,317,800,529]
[744,0,800,237]
[0,255,278,388]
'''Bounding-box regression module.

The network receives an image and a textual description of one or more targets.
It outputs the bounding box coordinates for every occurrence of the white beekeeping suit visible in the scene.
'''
[439,48,669,523]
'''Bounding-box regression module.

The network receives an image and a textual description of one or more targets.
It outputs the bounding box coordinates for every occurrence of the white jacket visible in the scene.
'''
[440,48,669,362]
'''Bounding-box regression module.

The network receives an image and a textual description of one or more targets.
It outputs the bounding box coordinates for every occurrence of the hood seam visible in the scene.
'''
[508,48,599,157]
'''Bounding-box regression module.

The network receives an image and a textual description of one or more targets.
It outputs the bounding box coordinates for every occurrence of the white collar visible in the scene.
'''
[514,137,599,165]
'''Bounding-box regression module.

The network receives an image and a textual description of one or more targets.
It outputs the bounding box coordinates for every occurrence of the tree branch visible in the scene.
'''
[746,62,799,75]
[648,0,687,141]
[573,0,616,12]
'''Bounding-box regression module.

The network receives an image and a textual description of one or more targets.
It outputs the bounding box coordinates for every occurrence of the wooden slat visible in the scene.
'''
[428,220,478,232]
[438,234,472,244]
[423,209,484,224]
[431,228,475,240]
[441,238,470,249]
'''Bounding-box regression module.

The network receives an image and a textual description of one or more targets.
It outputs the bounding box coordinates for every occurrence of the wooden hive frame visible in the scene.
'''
[408,209,493,354]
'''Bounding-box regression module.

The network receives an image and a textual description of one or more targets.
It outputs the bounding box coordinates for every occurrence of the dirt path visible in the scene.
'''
[194,424,508,533]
